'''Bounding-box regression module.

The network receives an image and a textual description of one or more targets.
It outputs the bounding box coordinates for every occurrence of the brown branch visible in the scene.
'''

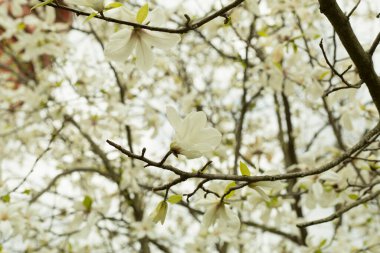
[2,121,65,197]
[107,121,380,183]
[65,115,118,180]
[244,220,302,245]
[368,32,380,56]
[347,0,361,18]
[232,22,256,174]
[30,167,112,203]
[319,39,357,87]
[40,0,245,34]
[318,0,380,113]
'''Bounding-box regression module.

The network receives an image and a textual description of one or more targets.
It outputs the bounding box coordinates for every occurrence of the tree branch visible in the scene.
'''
[297,190,380,228]
[106,120,380,183]
[30,167,112,203]
[40,0,245,34]
[318,0,380,113]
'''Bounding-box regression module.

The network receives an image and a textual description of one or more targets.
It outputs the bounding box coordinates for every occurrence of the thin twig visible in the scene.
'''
[297,190,380,228]
[39,0,245,34]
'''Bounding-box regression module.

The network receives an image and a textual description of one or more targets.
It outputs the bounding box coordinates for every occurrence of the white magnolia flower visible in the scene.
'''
[200,199,240,235]
[166,106,222,159]
[104,7,181,71]
[131,219,155,239]
[247,168,285,202]
[66,0,105,12]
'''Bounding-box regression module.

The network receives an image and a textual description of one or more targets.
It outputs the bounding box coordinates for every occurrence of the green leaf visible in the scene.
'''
[167,194,182,204]
[67,243,73,253]
[273,61,282,71]
[318,239,327,248]
[17,22,26,31]
[291,41,298,53]
[239,161,251,176]
[348,194,359,200]
[82,195,93,212]
[22,189,31,195]
[136,3,149,24]
[265,196,279,208]
[1,194,10,203]
[104,2,123,11]
[31,0,54,11]
[318,71,330,80]
[224,181,237,199]
[223,16,232,26]
[84,12,98,23]
[257,27,268,37]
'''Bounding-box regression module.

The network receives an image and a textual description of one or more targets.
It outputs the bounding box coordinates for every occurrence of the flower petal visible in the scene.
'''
[251,186,270,202]
[135,37,154,71]
[202,204,218,229]
[142,30,181,50]
[148,7,166,26]
[180,149,202,159]
[104,29,136,62]
[222,205,240,233]
[166,106,182,131]
[192,128,222,148]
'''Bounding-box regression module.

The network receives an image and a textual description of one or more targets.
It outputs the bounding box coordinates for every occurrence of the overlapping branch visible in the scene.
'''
[107,121,380,185]
[318,0,380,113]
[39,0,245,34]
[297,190,380,228]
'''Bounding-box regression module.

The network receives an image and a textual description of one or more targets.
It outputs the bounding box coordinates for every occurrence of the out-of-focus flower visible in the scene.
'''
[149,201,168,225]
[166,106,222,159]
[240,162,285,202]
[200,199,240,235]
[104,6,181,71]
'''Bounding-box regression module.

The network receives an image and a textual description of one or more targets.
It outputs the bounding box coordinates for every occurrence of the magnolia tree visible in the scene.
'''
[1,0,380,252]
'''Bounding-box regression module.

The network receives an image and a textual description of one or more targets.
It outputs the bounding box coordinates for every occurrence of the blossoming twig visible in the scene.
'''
[38,0,245,34]
[106,121,380,184]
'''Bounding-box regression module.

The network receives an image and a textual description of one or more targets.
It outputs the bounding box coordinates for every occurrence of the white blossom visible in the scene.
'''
[166,106,222,159]
[200,199,240,236]
[104,7,181,71]
[66,0,105,12]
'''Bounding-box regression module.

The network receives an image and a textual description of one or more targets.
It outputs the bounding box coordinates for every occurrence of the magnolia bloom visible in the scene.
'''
[248,170,285,201]
[201,200,240,235]
[166,106,222,159]
[149,201,168,225]
[248,181,284,202]
[104,7,181,71]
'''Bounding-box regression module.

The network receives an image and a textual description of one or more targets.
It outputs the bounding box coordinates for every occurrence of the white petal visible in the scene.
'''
[181,111,207,139]
[104,29,136,62]
[223,206,240,233]
[135,38,154,71]
[148,7,166,26]
[254,181,284,192]
[67,0,104,11]
[251,186,270,202]
[166,106,182,131]
[180,149,202,159]
[320,171,340,183]
[142,30,181,50]
[312,182,323,198]
[202,204,218,229]
[108,6,135,22]
[192,128,222,148]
